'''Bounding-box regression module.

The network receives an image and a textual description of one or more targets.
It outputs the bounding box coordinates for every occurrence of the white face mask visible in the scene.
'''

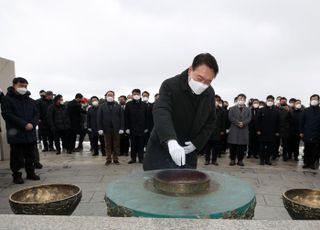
[16,87,27,95]
[133,95,141,100]
[142,96,149,102]
[238,100,245,106]
[106,96,114,102]
[92,101,99,106]
[310,100,319,106]
[259,105,264,109]
[188,77,209,95]
[267,101,274,107]
[295,104,302,109]
[253,103,259,109]
[60,100,64,105]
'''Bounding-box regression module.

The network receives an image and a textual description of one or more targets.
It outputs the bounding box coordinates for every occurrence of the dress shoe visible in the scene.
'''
[34,162,43,169]
[26,174,40,180]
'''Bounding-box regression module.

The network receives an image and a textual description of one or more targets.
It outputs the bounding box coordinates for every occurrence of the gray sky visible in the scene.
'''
[1,0,319,104]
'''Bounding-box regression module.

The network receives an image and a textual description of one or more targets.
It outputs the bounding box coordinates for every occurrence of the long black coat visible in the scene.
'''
[67,100,86,132]
[210,106,225,141]
[255,106,280,142]
[47,104,71,131]
[36,98,53,133]
[97,102,124,133]
[87,106,99,135]
[299,106,320,143]
[291,109,303,135]
[143,69,216,171]
[278,107,292,137]
[1,87,39,144]
[125,100,148,136]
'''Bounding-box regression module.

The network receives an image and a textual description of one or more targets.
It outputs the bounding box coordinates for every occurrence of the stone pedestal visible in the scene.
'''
[0,57,15,161]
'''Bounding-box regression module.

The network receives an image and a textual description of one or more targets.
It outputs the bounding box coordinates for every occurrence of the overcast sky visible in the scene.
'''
[1,0,319,104]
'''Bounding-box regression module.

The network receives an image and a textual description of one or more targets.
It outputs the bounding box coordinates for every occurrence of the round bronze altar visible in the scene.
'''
[282,189,320,220]
[9,184,82,215]
[153,169,210,195]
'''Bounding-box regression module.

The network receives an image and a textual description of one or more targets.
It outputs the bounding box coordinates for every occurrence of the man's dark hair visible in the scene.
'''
[119,95,127,100]
[237,93,246,99]
[215,95,221,101]
[75,93,83,99]
[154,93,159,97]
[253,99,260,103]
[90,96,99,101]
[142,91,150,96]
[296,99,301,103]
[54,94,63,103]
[310,94,320,100]
[105,90,115,96]
[39,90,45,93]
[266,95,275,100]
[280,97,287,101]
[289,98,296,103]
[132,89,141,94]
[13,77,28,85]
[191,53,219,75]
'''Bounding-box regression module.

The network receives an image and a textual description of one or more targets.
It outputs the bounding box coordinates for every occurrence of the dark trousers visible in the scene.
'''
[260,141,274,163]
[130,135,145,161]
[70,129,86,149]
[120,134,130,155]
[289,134,300,159]
[33,145,40,164]
[248,130,259,157]
[274,136,281,157]
[90,134,105,155]
[10,142,36,176]
[229,144,246,161]
[104,131,120,161]
[39,129,54,150]
[204,140,221,162]
[304,142,320,167]
[281,136,290,160]
[53,129,71,151]
[144,131,150,148]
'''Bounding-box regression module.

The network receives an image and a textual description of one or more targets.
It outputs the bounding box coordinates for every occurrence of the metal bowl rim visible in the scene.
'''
[153,169,210,185]
[9,183,82,205]
[282,188,320,209]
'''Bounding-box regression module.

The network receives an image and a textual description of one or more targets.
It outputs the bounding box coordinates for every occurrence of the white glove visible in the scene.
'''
[183,142,196,154]
[98,130,104,136]
[88,128,92,132]
[168,140,186,166]
[126,129,130,134]
[119,130,124,134]
[144,129,149,133]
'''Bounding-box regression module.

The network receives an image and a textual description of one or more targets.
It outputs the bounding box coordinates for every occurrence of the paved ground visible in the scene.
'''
[0,144,319,220]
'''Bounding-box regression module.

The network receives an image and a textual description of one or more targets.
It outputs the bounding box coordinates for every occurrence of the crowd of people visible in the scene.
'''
[0,76,320,184]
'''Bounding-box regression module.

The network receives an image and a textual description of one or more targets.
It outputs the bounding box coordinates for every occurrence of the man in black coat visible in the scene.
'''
[1,77,40,184]
[248,99,260,159]
[300,94,320,169]
[97,91,124,165]
[37,91,54,152]
[143,53,219,170]
[67,93,86,151]
[289,99,303,161]
[87,96,105,156]
[125,89,148,164]
[142,91,154,150]
[118,95,130,156]
[255,95,280,165]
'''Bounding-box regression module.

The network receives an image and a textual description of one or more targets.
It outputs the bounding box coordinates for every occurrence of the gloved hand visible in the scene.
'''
[126,129,130,135]
[168,140,186,166]
[119,130,124,134]
[87,128,92,132]
[98,130,104,136]
[144,129,149,133]
[183,142,196,154]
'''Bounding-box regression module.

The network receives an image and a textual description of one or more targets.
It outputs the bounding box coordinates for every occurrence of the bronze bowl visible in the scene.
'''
[9,184,82,215]
[153,169,210,195]
[282,189,320,220]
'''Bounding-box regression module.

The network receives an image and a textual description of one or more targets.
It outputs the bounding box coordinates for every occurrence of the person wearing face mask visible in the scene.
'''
[0,88,4,103]
[289,99,303,161]
[67,93,87,152]
[143,53,218,170]
[142,91,154,151]
[97,91,124,165]
[87,96,105,156]
[299,94,320,170]
[227,94,252,166]
[255,95,280,165]
[221,100,230,155]
[118,95,130,156]
[277,97,293,161]
[1,77,40,184]
[289,98,296,109]
[47,95,72,155]
[125,89,149,164]
[248,99,260,159]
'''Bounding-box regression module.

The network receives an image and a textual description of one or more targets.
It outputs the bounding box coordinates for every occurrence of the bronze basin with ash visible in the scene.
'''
[153,169,211,195]
[9,184,82,215]
[282,189,320,220]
